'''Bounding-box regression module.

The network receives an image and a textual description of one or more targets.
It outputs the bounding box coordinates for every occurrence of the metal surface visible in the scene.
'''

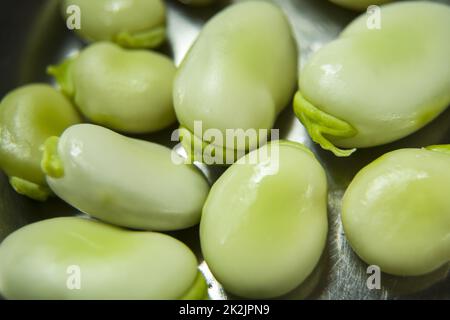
[0,0,449,300]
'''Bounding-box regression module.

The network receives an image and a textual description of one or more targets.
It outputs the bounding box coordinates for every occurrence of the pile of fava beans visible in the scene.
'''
[0,0,449,300]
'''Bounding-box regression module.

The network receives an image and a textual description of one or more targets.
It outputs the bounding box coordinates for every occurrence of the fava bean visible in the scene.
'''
[0,217,207,299]
[295,2,450,156]
[200,141,328,298]
[0,84,81,201]
[174,1,298,162]
[49,42,176,134]
[62,0,166,48]
[342,146,450,276]
[42,124,210,231]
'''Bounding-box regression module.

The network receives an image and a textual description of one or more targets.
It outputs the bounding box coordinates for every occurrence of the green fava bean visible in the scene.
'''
[200,141,328,298]
[62,0,166,48]
[174,1,298,162]
[0,84,81,201]
[49,42,177,134]
[329,0,392,11]
[0,217,207,300]
[342,146,450,276]
[42,124,210,231]
[295,2,450,157]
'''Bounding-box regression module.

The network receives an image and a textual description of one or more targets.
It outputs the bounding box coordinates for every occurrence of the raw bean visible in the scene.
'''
[295,2,450,156]
[174,1,298,163]
[49,42,176,134]
[342,146,450,276]
[201,141,328,298]
[0,217,207,299]
[0,84,81,201]
[42,124,210,231]
[62,0,166,48]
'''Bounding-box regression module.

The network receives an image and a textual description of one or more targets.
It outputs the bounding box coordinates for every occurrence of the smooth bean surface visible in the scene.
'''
[342,146,450,276]
[0,84,81,201]
[49,42,177,134]
[62,0,166,48]
[174,1,298,161]
[0,217,207,299]
[42,124,210,231]
[201,141,328,298]
[295,2,450,156]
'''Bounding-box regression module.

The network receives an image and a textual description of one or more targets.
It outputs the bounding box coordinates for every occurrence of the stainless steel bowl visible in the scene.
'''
[1,0,449,300]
